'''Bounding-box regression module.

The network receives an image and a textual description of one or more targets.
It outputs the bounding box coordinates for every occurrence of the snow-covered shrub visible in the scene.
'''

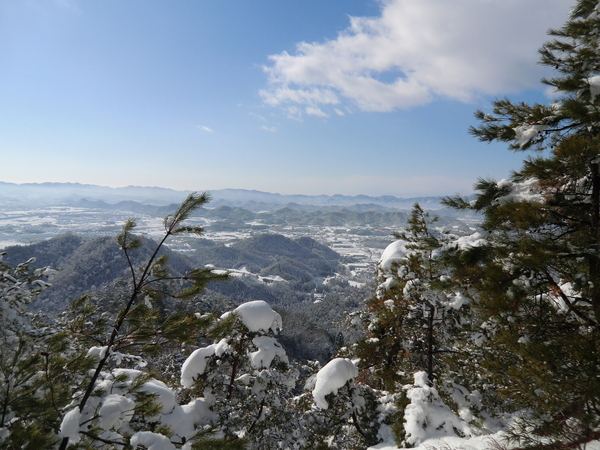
[180,300,298,448]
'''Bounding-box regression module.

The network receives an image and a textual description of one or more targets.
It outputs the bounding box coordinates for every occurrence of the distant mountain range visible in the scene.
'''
[0,182,444,211]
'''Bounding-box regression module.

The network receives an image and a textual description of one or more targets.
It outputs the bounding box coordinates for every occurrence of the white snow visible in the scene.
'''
[589,75,600,101]
[222,300,282,333]
[249,335,288,369]
[453,232,487,250]
[180,345,217,388]
[312,358,358,409]
[60,407,81,443]
[87,345,108,359]
[140,379,176,415]
[403,372,479,447]
[180,338,231,388]
[160,398,216,440]
[379,240,408,273]
[513,123,548,148]
[495,178,544,204]
[98,394,135,430]
[130,431,176,450]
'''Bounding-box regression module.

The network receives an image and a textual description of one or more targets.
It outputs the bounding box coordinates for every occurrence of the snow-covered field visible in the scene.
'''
[0,206,391,284]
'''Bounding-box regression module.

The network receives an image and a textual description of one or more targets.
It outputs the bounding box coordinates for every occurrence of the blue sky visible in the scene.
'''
[0,0,575,197]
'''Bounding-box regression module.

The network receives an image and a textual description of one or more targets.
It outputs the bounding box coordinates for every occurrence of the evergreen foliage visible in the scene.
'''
[351,204,471,390]
[443,2,600,446]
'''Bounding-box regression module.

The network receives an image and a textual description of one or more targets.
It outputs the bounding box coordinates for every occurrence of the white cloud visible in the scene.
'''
[261,0,574,115]
[306,106,329,117]
[197,125,214,133]
[261,125,277,132]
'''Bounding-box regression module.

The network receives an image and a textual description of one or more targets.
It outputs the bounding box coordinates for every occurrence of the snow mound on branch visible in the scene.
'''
[141,379,176,415]
[379,240,408,273]
[454,232,487,250]
[161,398,216,440]
[180,339,230,388]
[513,123,548,148]
[87,345,108,359]
[404,372,480,447]
[60,407,81,443]
[589,75,600,101]
[250,335,288,369]
[312,358,358,409]
[131,431,176,450]
[378,240,409,294]
[223,300,283,333]
[98,394,135,430]
[495,178,543,204]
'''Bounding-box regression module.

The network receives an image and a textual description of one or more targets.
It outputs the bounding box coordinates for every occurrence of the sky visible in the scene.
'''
[0,0,577,197]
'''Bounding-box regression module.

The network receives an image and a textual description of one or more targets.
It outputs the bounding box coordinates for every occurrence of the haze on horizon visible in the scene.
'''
[0,0,575,197]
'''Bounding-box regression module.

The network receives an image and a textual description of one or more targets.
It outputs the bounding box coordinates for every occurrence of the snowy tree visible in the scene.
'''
[339,204,485,447]
[284,357,384,450]
[180,300,298,449]
[0,257,87,449]
[352,204,472,389]
[443,1,600,446]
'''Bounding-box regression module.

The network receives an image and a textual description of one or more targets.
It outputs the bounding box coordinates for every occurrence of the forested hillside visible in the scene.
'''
[2,231,364,364]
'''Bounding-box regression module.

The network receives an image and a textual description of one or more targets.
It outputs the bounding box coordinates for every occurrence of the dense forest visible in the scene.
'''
[3,2,600,449]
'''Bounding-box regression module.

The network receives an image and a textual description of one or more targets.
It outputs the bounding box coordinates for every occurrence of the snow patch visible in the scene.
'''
[513,123,548,148]
[222,300,282,333]
[403,372,480,447]
[379,240,408,273]
[98,394,135,430]
[60,407,81,443]
[130,431,176,450]
[250,335,288,369]
[312,358,358,409]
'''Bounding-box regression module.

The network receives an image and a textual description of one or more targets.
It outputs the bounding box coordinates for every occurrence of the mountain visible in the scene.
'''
[0,182,444,211]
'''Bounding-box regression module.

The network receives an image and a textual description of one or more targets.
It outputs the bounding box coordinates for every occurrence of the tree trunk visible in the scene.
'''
[426,303,435,384]
[590,162,600,322]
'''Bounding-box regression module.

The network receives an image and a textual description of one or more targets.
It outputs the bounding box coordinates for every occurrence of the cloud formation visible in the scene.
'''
[261,0,574,115]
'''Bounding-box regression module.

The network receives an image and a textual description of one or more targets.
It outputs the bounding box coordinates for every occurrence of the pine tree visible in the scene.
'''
[0,258,82,450]
[179,300,297,449]
[443,2,600,445]
[342,204,483,446]
[353,204,470,389]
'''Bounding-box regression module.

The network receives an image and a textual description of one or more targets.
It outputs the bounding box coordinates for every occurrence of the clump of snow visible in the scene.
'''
[403,372,480,447]
[453,232,487,250]
[60,407,81,443]
[589,76,600,102]
[130,431,176,450]
[222,300,282,333]
[495,179,544,204]
[180,339,230,388]
[140,379,176,415]
[513,123,548,148]
[445,291,469,310]
[312,358,358,409]
[87,345,108,359]
[379,240,408,273]
[98,394,135,430]
[161,398,216,441]
[378,240,409,294]
[250,335,288,369]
